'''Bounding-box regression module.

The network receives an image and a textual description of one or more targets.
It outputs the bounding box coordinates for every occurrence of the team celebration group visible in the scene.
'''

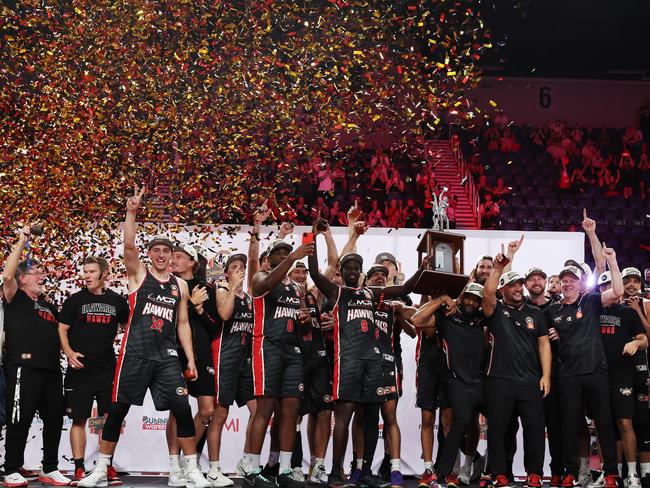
[2,188,650,488]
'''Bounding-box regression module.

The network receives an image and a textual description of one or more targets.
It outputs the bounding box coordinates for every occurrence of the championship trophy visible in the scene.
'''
[414,189,469,297]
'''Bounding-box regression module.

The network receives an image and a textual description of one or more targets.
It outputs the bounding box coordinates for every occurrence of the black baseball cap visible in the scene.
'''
[375,252,397,267]
[366,265,389,279]
[147,235,175,250]
[340,253,363,268]
[268,240,293,255]
[225,253,247,271]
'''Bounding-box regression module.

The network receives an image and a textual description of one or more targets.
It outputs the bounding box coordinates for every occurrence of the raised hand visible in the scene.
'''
[348,201,362,223]
[190,285,209,306]
[507,234,524,255]
[353,221,368,237]
[127,185,145,211]
[292,242,315,259]
[494,243,510,270]
[278,221,295,238]
[254,200,271,225]
[601,242,616,262]
[582,208,596,234]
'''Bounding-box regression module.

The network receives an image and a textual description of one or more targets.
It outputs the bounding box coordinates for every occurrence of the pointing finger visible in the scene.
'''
[583,208,587,219]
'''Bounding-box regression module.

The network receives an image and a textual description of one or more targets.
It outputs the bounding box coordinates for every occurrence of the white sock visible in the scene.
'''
[170,455,181,472]
[250,454,261,473]
[356,459,363,470]
[185,454,198,473]
[279,451,292,474]
[424,461,433,471]
[268,451,280,467]
[618,463,623,478]
[641,463,650,477]
[315,458,325,469]
[390,459,401,472]
[579,457,589,475]
[628,462,638,477]
[210,461,221,473]
[463,454,473,469]
[97,453,111,473]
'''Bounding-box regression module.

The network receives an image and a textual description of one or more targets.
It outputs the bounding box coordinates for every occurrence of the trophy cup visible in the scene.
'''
[414,190,469,297]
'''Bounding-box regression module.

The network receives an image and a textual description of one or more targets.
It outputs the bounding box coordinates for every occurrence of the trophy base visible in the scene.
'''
[414,270,470,298]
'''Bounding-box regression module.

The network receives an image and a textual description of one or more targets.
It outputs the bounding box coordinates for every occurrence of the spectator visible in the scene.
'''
[639,152,650,199]
[293,196,311,225]
[447,195,458,229]
[480,193,499,229]
[367,205,387,227]
[403,198,423,228]
[370,160,389,207]
[385,198,404,228]
[332,161,347,194]
[316,161,335,201]
[499,128,520,153]
[386,169,406,206]
[492,178,511,204]
[618,152,635,199]
[484,126,500,152]
[370,147,390,169]
[570,164,588,193]
[311,195,330,221]
[297,162,316,204]
[328,200,342,226]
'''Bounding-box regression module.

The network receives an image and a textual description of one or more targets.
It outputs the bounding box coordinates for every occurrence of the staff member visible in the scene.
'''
[2,225,71,487]
[544,244,624,488]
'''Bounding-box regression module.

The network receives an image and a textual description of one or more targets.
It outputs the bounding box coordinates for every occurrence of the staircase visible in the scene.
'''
[424,140,480,230]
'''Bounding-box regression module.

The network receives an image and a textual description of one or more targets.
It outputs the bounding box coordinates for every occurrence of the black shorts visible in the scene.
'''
[380,353,400,402]
[252,339,303,399]
[333,355,387,404]
[112,354,188,411]
[634,373,650,451]
[215,350,255,407]
[65,367,114,420]
[180,355,216,398]
[416,358,450,411]
[610,382,635,420]
[301,352,334,415]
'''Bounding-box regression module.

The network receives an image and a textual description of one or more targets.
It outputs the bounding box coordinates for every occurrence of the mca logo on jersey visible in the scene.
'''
[347,299,373,308]
[147,293,176,306]
[278,296,300,306]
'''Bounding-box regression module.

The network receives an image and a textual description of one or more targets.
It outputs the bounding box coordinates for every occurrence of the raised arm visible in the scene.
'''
[379,256,431,300]
[247,205,270,293]
[504,234,524,273]
[307,230,340,304]
[124,185,146,286]
[252,242,314,297]
[582,209,606,276]
[2,225,31,303]
[410,294,456,339]
[322,224,340,280]
[601,244,624,306]
[482,243,508,318]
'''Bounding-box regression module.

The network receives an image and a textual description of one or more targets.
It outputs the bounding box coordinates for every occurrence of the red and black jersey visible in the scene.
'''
[300,291,327,360]
[374,296,397,356]
[214,290,254,356]
[253,280,302,354]
[332,286,378,360]
[119,271,182,361]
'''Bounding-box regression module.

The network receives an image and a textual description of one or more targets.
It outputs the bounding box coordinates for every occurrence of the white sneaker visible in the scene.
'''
[38,470,72,486]
[168,469,188,487]
[206,467,234,488]
[291,468,305,482]
[587,473,604,488]
[309,464,328,484]
[3,472,28,487]
[459,461,472,485]
[186,468,211,488]
[235,459,248,477]
[78,470,108,488]
[626,475,642,488]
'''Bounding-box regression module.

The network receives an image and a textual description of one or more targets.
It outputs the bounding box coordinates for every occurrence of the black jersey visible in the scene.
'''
[300,291,327,360]
[3,289,61,371]
[374,297,397,356]
[544,292,607,378]
[332,286,378,360]
[60,288,129,370]
[600,303,644,383]
[437,309,485,384]
[214,290,254,356]
[183,278,219,361]
[253,280,302,354]
[120,271,182,361]
[415,328,445,367]
[486,301,549,382]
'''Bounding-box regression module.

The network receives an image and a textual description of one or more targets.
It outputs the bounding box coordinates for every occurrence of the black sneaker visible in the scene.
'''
[359,475,391,488]
[329,472,352,488]
[263,464,280,479]
[642,474,650,488]
[378,457,391,482]
[277,471,304,488]
[252,472,278,488]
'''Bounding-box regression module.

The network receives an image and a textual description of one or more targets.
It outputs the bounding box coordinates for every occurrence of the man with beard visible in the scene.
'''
[523,267,562,486]
[245,238,313,488]
[2,225,72,487]
[411,283,486,488]
[597,271,646,488]
[307,225,427,487]
[543,244,624,488]
[620,267,650,487]
[80,186,209,488]
[482,246,551,488]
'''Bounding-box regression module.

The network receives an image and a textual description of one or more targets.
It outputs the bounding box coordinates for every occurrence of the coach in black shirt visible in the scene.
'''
[482,248,551,488]
[544,245,624,488]
[1,226,70,486]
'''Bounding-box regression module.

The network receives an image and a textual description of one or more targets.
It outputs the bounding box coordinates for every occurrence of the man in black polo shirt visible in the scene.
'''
[411,283,486,488]
[2,225,71,487]
[482,248,551,488]
[597,271,646,488]
[59,255,129,486]
[544,245,624,488]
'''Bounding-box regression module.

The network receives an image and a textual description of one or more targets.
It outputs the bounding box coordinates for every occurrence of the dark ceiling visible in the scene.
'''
[480,0,650,80]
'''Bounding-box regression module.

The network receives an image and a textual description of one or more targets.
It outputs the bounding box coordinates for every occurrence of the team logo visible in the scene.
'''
[526,317,535,330]
[639,394,649,403]
[502,310,510,317]
[620,387,633,396]
[298,383,304,392]
[170,284,179,297]
[21,353,32,360]
[176,387,188,396]
[553,316,563,324]
[377,387,386,396]
[207,366,215,375]
[323,395,333,403]
[566,316,573,322]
